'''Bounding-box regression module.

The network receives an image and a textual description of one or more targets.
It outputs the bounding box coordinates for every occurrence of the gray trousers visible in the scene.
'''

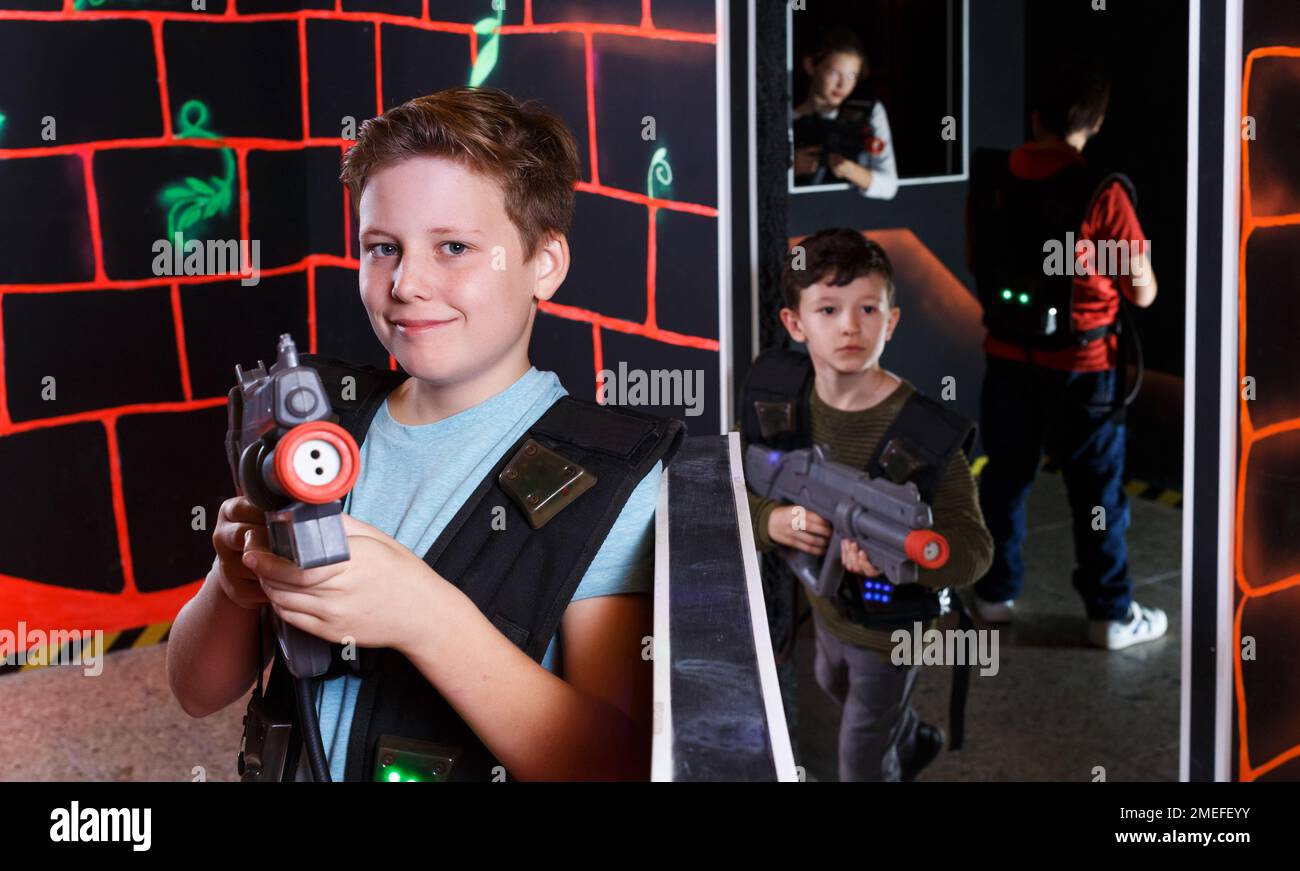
[812,614,921,782]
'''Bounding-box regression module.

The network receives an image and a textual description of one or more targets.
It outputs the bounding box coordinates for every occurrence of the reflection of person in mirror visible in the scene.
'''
[792,27,897,199]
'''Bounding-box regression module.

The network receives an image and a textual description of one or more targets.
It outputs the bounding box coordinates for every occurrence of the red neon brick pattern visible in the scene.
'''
[1235,45,1300,781]
[0,0,722,653]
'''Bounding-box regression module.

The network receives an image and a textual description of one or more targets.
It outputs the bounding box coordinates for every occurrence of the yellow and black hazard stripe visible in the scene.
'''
[1123,478,1184,509]
[970,455,1182,508]
[0,621,172,677]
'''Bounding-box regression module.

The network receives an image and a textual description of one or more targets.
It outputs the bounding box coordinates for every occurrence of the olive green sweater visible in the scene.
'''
[743,377,993,657]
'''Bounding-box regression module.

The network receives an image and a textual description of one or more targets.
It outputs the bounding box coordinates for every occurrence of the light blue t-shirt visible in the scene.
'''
[303,366,661,781]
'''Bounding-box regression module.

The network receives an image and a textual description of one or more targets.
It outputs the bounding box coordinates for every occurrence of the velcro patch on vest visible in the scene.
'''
[754,399,795,441]
[498,439,597,529]
[878,436,926,486]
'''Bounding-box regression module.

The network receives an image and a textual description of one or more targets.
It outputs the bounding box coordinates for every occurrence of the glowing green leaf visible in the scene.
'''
[473,16,499,34]
[186,176,216,196]
[177,203,203,233]
[159,186,194,206]
[159,99,237,243]
[469,36,500,87]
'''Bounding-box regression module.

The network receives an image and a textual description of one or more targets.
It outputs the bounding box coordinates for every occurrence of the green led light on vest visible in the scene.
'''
[1000,288,1013,301]
[382,766,430,782]
[1018,292,1030,304]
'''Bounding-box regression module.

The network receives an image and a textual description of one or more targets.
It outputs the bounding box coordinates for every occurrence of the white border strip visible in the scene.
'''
[728,432,798,781]
[649,461,674,781]
[1179,0,1200,785]
[650,435,798,781]
[717,0,734,436]
[1215,0,1243,784]
[785,0,970,194]
[748,0,760,364]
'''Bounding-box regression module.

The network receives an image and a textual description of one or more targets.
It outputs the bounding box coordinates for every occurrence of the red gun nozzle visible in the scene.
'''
[904,529,949,570]
[272,421,360,504]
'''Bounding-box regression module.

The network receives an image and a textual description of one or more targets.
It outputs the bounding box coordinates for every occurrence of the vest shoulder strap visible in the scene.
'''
[418,396,685,656]
[867,390,975,503]
[1084,171,1138,218]
[298,354,407,445]
[739,348,815,449]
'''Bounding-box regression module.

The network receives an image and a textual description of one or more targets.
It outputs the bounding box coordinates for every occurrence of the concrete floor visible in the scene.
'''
[0,640,247,782]
[793,469,1183,782]
[1,470,1181,783]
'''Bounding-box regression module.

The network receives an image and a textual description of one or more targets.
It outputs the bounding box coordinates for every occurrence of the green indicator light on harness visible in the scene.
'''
[1000,288,1013,300]
[1018,292,1030,304]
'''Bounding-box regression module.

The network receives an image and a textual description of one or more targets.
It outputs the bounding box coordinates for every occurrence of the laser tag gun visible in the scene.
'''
[792,98,883,182]
[743,443,949,601]
[224,333,360,681]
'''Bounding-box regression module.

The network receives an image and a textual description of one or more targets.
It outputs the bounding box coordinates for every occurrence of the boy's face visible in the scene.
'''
[357,154,567,386]
[804,51,862,107]
[780,271,899,376]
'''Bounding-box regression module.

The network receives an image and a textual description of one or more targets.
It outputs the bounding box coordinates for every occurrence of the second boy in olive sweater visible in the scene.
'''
[742,228,992,781]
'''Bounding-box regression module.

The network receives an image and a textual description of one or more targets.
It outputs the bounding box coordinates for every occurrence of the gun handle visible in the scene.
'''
[264,512,344,680]
[272,612,333,680]
[782,533,848,600]
[814,529,847,599]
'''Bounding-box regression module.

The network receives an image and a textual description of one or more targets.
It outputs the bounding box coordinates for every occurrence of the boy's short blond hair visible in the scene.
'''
[340,86,581,262]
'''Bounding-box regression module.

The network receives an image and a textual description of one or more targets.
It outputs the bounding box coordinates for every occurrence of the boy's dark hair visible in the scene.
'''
[340,86,580,262]
[782,228,896,310]
[805,26,868,72]
[1032,61,1111,139]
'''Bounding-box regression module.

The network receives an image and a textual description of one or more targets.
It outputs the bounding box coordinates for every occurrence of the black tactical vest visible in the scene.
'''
[969,147,1137,351]
[258,354,685,781]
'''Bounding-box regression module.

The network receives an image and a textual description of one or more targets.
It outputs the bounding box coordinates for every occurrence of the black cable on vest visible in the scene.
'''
[1116,296,1144,409]
[295,677,331,782]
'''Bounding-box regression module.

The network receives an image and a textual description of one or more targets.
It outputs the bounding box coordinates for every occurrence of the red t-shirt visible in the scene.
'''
[983,143,1147,372]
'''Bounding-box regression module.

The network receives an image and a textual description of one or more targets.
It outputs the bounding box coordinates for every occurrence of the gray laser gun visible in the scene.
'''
[743,444,949,599]
[225,334,361,679]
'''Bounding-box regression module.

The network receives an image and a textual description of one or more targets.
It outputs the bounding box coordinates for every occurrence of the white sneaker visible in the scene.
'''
[971,594,1014,623]
[1088,601,1168,650]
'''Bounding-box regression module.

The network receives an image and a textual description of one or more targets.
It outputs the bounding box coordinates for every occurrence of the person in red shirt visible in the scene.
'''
[966,64,1165,650]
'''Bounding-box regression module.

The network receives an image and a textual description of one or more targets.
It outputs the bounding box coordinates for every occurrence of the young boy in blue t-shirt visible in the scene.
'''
[167,87,678,781]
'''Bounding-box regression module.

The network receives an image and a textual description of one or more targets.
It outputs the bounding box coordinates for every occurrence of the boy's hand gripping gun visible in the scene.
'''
[743,444,949,598]
[224,334,360,679]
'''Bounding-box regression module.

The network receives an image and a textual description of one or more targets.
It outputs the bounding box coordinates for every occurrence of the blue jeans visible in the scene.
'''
[974,355,1132,622]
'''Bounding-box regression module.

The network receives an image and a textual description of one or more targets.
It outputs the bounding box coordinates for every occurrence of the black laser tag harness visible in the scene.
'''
[237,355,685,782]
[969,148,1145,421]
[739,347,977,748]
